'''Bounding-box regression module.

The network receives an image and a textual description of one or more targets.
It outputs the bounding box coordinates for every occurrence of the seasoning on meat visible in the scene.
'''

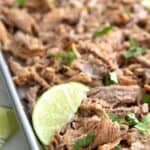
[1,0,150,149]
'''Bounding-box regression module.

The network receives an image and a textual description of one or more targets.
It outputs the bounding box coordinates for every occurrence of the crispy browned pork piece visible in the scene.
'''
[84,85,149,116]
[0,0,150,149]
[0,21,9,44]
[4,32,44,58]
[0,7,39,34]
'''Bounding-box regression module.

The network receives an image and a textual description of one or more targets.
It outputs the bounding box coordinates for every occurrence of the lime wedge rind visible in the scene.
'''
[32,82,89,145]
[0,106,19,148]
[0,138,5,148]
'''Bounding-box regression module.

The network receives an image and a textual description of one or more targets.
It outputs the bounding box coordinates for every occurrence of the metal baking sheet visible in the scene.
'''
[0,51,41,150]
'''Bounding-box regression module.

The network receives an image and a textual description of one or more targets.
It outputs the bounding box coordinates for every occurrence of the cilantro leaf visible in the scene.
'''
[123,50,135,58]
[15,0,26,6]
[109,112,139,126]
[114,145,121,150]
[93,25,113,37]
[142,93,150,104]
[108,113,128,124]
[105,72,118,85]
[63,48,76,63]
[129,38,137,47]
[126,113,139,126]
[135,114,150,134]
[109,112,150,135]
[73,134,95,150]
[48,48,76,63]
[141,113,150,124]
[123,39,147,59]
[108,112,119,122]
[135,122,150,134]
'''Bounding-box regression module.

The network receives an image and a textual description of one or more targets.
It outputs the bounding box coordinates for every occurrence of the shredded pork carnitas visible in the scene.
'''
[0,0,150,149]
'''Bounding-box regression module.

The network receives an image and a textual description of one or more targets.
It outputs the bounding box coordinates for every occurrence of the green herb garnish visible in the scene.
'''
[48,48,76,63]
[93,25,113,37]
[135,114,150,134]
[142,93,150,104]
[135,122,150,134]
[63,48,76,63]
[123,39,147,59]
[108,113,128,125]
[105,72,118,85]
[73,134,95,150]
[109,112,139,126]
[114,145,121,150]
[109,112,150,135]
[108,112,120,122]
[141,114,150,124]
[126,112,139,126]
[15,0,26,6]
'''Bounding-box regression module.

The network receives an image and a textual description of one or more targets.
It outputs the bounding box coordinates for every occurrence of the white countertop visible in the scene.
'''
[0,72,29,150]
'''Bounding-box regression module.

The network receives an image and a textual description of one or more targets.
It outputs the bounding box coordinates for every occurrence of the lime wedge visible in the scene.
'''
[32,82,89,145]
[0,106,19,148]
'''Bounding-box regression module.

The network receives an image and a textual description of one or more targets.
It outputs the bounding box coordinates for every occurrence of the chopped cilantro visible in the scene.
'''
[105,72,118,85]
[108,113,128,125]
[135,122,150,134]
[126,113,139,126]
[123,39,147,59]
[141,113,150,124]
[63,48,76,63]
[142,93,150,104]
[73,134,95,150]
[109,112,150,135]
[114,145,121,150]
[48,48,76,63]
[136,114,150,134]
[93,25,113,37]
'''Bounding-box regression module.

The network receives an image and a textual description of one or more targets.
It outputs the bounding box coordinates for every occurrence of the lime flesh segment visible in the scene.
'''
[0,107,19,148]
[32,82,89,145]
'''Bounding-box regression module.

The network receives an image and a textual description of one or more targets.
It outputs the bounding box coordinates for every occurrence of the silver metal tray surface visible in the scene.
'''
[0,51,41,150]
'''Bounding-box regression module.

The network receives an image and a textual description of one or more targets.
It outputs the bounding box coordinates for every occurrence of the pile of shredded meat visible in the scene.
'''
[0,0,150,149]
